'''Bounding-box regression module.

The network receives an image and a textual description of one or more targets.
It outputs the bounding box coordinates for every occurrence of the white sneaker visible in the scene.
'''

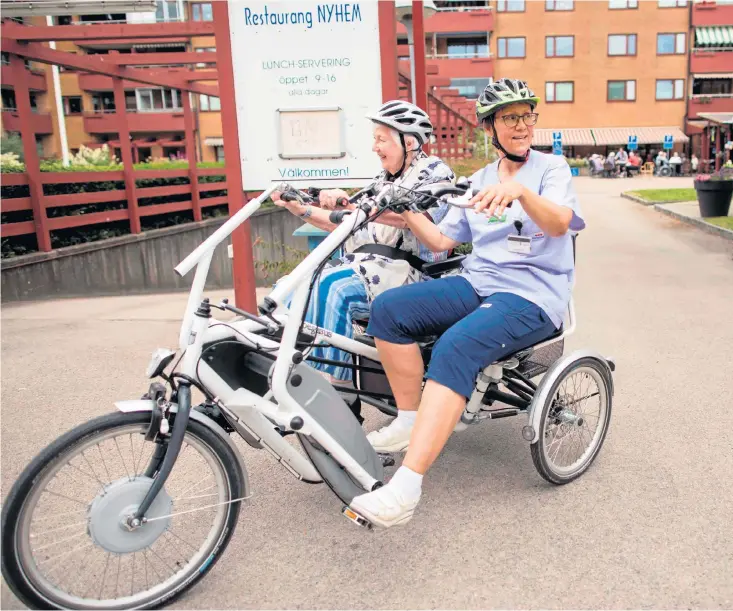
[366,419,412,453]
[349,483,419,528]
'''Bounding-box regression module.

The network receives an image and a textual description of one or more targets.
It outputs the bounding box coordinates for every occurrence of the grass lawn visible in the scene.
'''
[706,216,733,231]
[626,188,696,203]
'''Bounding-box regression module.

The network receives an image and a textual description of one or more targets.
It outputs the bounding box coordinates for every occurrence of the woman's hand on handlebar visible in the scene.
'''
[319,189,351,210]
[271,190,304,215]
[470,181,525,218]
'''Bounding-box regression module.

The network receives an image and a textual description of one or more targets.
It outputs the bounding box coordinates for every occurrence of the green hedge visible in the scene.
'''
[1,161,228,259]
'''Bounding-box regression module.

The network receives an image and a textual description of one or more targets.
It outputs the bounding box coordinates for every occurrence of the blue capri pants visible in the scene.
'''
[365,276,557,399]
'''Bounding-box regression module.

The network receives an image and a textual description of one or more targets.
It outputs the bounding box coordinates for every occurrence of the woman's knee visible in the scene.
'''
[366,289,414,344]
[425,331,482,400]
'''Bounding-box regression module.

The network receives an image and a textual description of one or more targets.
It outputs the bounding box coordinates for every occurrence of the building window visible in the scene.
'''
[446,37,488,58]
[609,0,638,8]
[199,95,221,112]
[545,0,574,9]
[1,89,17,111]
[192,2,214,21]
[656,79,685,100]
[497,37,526,58]
[63,96,83,115]
[658,0,686,6]
[450,77,492,99]
[91,94,115,112]
[546,81,574,102]
[607,80,636,101]
[195,47,216,68]
[608,34,637,56]
[135,88,181,112]
[692,78,732,96]
[497,0,525,11]
[214,145,225,162]
[0,52,9,66]
[155,0,179,22]
[138,147,152,162]
[546,36,574,57]
[657,33,686,55]
[55,15,72,25]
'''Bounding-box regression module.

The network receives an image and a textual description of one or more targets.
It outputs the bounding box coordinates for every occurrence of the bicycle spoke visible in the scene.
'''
[114,437,131,480]
[97,443,112,481]
[31,520,87,538]
[33,530,87,553]
[41,489,88,506]
[98,552,111,600]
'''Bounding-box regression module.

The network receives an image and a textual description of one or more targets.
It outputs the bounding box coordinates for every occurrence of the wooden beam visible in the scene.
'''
[103,52,217,66]
[1,21,215,42]
[212,0,257,312]
[1,39,218,96]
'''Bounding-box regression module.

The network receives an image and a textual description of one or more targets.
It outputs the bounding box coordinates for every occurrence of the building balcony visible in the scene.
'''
[399,53,492,79]
[83,110,185,133]
[690,48,733,73]
[688,94,733,119]
[397,3,492,35]
[692,1,733,27]
[0,64,48,91]
[1,109,53,134]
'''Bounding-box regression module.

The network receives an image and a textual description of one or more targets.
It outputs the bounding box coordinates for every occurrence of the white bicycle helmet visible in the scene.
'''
[366,100,433,146]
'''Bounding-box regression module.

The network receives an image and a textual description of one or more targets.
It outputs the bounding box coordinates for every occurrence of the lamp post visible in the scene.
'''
[395,0,436,109]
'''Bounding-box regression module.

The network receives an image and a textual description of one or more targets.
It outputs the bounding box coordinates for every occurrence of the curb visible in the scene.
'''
[620,192,691,206]
[654,204,733,242]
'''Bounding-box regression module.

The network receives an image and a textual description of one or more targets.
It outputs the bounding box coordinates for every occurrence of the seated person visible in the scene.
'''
[272,101,455,405]
[348,78,585,527]
[625,151,642,176]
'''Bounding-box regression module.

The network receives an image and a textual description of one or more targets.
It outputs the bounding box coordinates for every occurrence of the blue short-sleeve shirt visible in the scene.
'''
[438,150,585,328]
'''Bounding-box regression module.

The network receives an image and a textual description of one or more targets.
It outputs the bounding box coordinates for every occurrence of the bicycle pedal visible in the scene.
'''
[377,453,395,467]
[342,506,373,529]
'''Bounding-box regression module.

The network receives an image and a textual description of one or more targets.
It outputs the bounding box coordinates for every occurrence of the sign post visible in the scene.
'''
[663,134,674,151]
[226,1,383,190]
[552,131,563,156]
[627,135,638,151]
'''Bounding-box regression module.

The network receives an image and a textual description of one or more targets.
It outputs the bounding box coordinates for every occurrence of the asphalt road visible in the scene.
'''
[2,176,732,609]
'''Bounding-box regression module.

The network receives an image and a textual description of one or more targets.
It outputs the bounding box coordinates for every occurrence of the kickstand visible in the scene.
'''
[377,453,395,467]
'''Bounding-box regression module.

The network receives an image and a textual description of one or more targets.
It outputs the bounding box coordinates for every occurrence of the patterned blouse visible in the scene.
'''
[341,151,456,301]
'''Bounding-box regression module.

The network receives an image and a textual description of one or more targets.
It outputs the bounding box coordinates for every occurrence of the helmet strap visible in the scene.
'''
[388,133,408,180]
[488,116,530,163]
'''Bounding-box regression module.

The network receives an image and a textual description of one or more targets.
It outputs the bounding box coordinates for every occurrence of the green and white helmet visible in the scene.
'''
[476,78,540,122]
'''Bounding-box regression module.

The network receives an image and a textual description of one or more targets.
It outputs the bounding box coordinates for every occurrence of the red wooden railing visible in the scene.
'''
[0,167,229,248]
[398,70,478,159]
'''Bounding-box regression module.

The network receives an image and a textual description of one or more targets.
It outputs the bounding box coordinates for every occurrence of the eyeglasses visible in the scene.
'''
[499,112,539,128]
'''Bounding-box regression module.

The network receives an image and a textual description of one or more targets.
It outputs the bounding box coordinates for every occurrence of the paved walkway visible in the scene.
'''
[2,176,733,609]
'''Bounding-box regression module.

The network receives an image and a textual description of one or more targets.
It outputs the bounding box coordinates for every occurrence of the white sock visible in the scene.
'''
[388,466,423,502]
[396,409,418,425]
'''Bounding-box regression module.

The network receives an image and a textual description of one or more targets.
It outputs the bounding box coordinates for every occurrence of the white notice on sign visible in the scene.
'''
[227,1,383,189]
[278,107,344,159]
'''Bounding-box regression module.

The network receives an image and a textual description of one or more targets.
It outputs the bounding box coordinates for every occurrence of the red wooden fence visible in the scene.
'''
[1,167,229,248]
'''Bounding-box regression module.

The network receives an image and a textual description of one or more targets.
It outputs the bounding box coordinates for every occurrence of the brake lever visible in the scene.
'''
[218,298,280,334]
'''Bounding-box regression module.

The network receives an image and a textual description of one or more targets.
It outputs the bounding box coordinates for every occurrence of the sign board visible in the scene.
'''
[663,135,674,150]
[627,135,638,151]
[552,131,563,155]
[227,1,382,189]
[277,107,345,159]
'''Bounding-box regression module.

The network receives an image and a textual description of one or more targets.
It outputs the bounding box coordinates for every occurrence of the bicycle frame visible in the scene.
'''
[174,184,387,491]
[171,182,578,493]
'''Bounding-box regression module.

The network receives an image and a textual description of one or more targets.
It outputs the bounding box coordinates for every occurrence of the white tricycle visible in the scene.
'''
[2,179,615,609]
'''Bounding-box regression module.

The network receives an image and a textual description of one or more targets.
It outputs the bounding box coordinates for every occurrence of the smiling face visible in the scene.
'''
[372,124,417,174]
[486,102,535,158]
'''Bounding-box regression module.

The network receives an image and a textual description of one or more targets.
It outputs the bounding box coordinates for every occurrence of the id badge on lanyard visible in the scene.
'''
[506,210,531,255]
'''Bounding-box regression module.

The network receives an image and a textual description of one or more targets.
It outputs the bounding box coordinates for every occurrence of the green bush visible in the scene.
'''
[1,133,25,162]
[1,160,228,259]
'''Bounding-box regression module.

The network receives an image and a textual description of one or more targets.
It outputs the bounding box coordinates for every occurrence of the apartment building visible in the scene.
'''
[397,0,731,160]
[687,0,733,167]
[0,1,222,162]
[3,0,730,164]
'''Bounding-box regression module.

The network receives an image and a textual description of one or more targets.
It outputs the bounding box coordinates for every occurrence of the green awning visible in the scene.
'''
[695,26,733,48]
